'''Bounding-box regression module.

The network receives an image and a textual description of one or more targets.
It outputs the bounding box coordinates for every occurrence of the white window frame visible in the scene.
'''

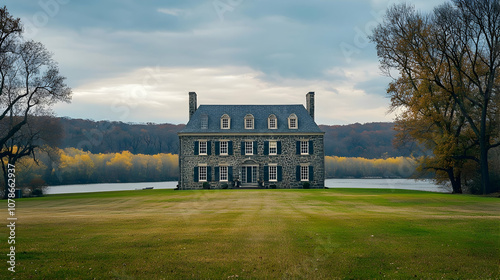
[300,165,309,181]
[300,140,309,155]
[219,166,228,182]
[269,141,277,155]
[221,115,230,129]
[288,114,298,129]
[199,141,207,155]
[199,166,207,182]
[220,141,228,155]
[268,115,277,129]
[245,141,253,155]
[244,114,254,129]
[269,165,277,182]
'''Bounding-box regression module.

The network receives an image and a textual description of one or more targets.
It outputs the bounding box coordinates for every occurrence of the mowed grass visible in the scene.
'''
[2,189,499,279]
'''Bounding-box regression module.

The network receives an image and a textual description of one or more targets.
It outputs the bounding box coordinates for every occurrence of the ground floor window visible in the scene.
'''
[199,166,207,181]
[269,165,277,181]
[300,165,309,181]
[220,166,228,181]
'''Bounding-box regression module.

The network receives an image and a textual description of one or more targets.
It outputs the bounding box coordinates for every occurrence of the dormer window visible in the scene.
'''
[244,114,254,129]
[288,114,298,129]
[268,114,277,129]
[221,114,231,129]
[201,114,208,129]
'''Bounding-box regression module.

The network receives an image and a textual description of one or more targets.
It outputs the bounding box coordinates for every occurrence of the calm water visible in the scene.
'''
[46,179,451,194]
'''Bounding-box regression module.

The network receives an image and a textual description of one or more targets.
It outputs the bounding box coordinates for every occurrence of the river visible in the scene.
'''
[45,178,451,194]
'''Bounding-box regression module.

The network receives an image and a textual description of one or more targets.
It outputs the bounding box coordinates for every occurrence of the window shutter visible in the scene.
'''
[253,141,258,155]
[228,141,233,155]
[207,141,212,155]
[296,166,301,181]
[309,166,314,181]
[215,141,220,155]
[215,167,220,182]
[194,141,199,155]
[207,166,212,182]
[309,140,314,155]
[296,141,300,155]
[228,166,233,181]
[194,167,199,182]
[241,142,245,155]
[264,166,269,181]
[277,141,282,155]
[264,141,269,155]
[277,166,283,182]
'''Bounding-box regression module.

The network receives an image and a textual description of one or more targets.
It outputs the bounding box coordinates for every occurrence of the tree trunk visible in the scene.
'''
[447,169,462,194]
[479,140,490,195]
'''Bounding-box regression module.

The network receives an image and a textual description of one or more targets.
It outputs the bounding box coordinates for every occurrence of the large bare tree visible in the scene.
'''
[0,6,71,196]
[370,0,500,194]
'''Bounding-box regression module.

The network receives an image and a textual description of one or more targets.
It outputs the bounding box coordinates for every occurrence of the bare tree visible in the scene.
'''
[0,6,71,197]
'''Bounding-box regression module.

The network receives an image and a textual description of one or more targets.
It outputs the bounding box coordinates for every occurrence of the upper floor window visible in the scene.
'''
[221,114,230,129]
[244,114,254,129]
[300,140,309,155]
[245,141,253,155]
[269,141,277,155]
[201,114,208,129]
[220,140,228,155]
[268,114,277,129]
[199,141,208,155]
[288,114,298,129]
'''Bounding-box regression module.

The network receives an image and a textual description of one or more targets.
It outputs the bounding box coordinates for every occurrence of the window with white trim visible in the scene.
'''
[269,165,277,182]
[220,166,228,181]
[268,114,277,129]
[221,114,230,129]
[244,114,254,129]
[199,141,207,155]
[220,141,228,155]
[300,165,309,181]
[199,166,207,182]
[269,141,277,155]
[288,114,298,129]
[245,141,253,155]
[300,140,309,155]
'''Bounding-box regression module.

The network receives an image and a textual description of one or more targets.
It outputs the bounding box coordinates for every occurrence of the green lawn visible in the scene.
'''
[2,189,499,279]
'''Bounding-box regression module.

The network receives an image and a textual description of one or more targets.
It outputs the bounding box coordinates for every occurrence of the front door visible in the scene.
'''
[241,166,257,184]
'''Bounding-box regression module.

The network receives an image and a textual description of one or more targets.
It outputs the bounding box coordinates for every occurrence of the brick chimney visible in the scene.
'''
[306,92,315,120]
[189,92,197,120]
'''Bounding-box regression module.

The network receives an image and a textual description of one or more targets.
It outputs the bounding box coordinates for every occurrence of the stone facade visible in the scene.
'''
[178,92,325,189]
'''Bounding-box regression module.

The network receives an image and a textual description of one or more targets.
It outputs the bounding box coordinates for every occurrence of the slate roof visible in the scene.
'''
[179,104,323,134]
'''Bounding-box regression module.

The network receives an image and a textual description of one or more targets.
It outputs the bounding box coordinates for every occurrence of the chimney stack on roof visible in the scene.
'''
[189,92,197,120]
[306,92,315,120]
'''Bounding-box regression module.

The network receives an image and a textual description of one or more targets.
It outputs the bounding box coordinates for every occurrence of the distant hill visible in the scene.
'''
[56,118,414,158]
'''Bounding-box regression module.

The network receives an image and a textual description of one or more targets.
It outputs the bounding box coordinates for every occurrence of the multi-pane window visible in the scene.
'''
[220,166,228,181]
[300,140,309,155]
[199,166,207,182]
[288,114,298,129]
[245,114,254,129]
[268,115,277,129]
[221,114,230,129]
[300,165,309,181]
[269,165,277,182]
[199,141,207,155]
[245,141,253,155]
[269,141,277,155]
[220,141,228,155]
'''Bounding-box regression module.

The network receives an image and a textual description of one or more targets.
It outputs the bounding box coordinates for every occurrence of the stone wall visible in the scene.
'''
[178,134,324,189]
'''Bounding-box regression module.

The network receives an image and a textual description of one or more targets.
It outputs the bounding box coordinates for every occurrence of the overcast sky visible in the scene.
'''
[4,0,441,125]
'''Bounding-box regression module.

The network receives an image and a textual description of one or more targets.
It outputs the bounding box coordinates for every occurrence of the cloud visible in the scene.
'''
[53,66,395,125]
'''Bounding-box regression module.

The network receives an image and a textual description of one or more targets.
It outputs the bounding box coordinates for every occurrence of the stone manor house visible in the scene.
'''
[177,92,325,189]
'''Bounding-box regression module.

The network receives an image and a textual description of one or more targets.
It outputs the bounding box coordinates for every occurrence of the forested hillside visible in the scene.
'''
[57,118,414,158]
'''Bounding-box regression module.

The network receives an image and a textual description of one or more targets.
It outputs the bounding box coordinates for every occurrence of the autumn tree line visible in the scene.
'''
[6,148,421,191]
